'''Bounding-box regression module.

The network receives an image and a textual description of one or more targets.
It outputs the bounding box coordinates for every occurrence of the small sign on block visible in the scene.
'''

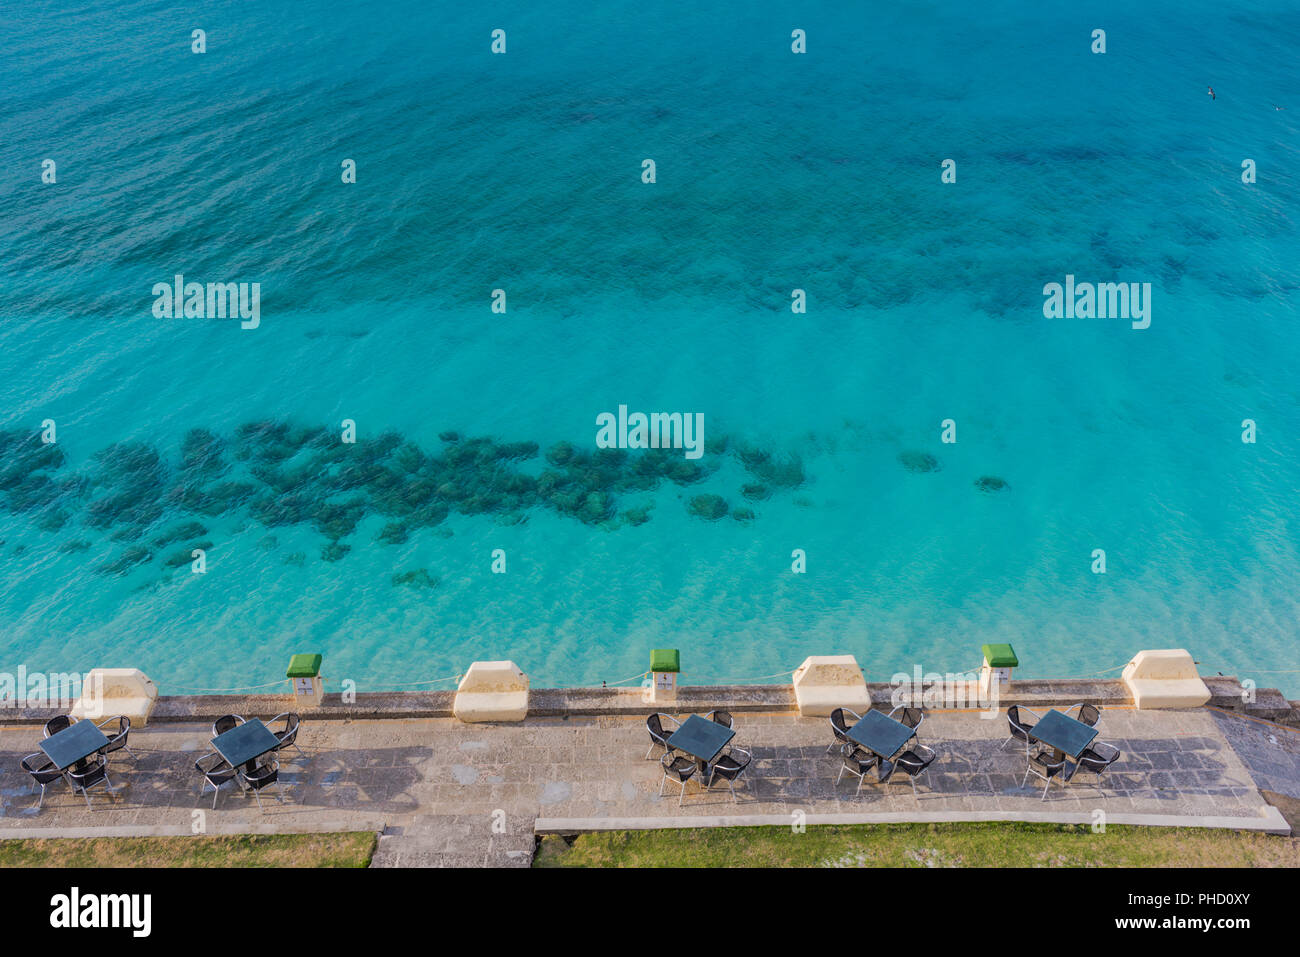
[286,654,324,708]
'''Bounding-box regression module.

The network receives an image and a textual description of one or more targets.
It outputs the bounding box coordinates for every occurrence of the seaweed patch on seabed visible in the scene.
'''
[0,421,813,577]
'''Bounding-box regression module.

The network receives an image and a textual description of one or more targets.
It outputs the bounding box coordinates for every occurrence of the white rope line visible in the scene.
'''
[168,678,290,693]
[601,670,650,687]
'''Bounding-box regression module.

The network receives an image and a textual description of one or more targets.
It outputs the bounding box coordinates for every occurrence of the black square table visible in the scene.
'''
[40,720,110,771]
[212,718,280,775]
[666,714,736,780]
[1029,709,1099,762]
[846,709,915,762]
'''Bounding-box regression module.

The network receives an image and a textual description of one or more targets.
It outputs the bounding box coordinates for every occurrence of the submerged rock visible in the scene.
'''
[898,450,941,473]
[97,546,152,576]
[974,475,1009,493]
[163,542,212,568]
[392,568,439,589]
[688,494,729,520]
[153,521,208,549]
[320,541,351,563]
[622,504,653,526]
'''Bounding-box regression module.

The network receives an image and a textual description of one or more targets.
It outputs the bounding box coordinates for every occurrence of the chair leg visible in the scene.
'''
[658,774,667,796]
[36,785,45,810]
[1041,777,1051,801]
[678,780,686,807]
[1021,766,1031,788]
[835,765,845,785]
[274,781,284,804]
[253,788,265,812]
[292,742,307,759]
[212,784,221,810]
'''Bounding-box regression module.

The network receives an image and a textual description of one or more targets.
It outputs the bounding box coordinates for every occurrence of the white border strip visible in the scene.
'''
[536,806,1291,836]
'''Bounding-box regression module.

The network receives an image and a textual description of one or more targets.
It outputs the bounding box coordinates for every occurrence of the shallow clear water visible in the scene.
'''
[1,1,1298,694]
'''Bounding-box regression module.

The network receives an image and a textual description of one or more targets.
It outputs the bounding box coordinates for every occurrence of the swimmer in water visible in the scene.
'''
[1208,86,1216,100]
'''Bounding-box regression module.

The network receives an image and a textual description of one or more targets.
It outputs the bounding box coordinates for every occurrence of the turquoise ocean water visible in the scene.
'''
[0,1,1297,694]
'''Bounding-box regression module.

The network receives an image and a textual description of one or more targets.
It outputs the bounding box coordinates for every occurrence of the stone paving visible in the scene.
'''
[0,707,1281,867]
[1209,707,1300,799]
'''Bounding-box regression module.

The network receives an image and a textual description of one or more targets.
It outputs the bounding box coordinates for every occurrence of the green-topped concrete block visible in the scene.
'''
[981,643,1019,668]
[286,653,323,678]
[650,649,680,673]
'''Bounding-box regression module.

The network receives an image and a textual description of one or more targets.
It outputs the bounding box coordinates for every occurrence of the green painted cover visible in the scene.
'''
[650,649,680,673]
[981,643,1019,668]
[286,653,323,678]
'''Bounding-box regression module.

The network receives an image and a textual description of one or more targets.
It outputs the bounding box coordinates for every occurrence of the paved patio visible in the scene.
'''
[0,707,1285,866]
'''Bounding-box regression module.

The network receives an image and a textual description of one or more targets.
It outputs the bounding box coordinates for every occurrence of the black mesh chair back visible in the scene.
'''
[242,760,284,811]
[645,713,679,759]
[271,713,306,759]
[1023,748,1067,800]
[43,715,73,738]
[68,756,107,789]
[212,714,244,736]
[22,754,61,785]
[826,708,860,754]
[1079,704,1101,727]
[1002,705,1039,753]
[897,746,937,776]
[835,743,877,794]
[830,708,850,736]
[658,751,697,805]
[709,710,734,729]
[195,751,237,809]
[896,707,923,729]
[67,755,114,808]
[21,754,64,811]
[244,762,278,790]
[895,745,939,796]
[1075,741,1122,780]
[707,747,751,802]
[98,716,131,756]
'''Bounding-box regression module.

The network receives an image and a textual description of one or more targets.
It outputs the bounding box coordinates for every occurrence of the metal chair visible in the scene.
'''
[241,759,284,811]
[706,746,751,802]
[658,751,697,806]
[270,712,306,760]
[706,710,734,729]
[195,751,238,809]
[96,715,136,760]
[826,707,861,754]
[645,713,680,759]
[212,714,245,736]
[21,753,67,810]
[835,743,877,794]
[888,705,925,742]
[1022,747,1068,800]
[893,744,939,798]
[1066,703,1102,728]
[1068,741,1122,787]
[1001,705,1040,755]
[43,715,74,738]
[66,754,117,809]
